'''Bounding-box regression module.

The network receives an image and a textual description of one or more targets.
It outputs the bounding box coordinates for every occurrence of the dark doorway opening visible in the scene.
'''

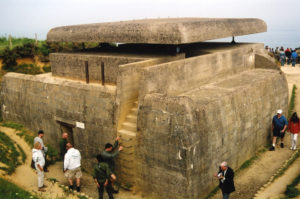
[59,122,75,146]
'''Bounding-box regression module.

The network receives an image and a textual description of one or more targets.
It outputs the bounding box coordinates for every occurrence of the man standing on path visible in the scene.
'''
[32,142,46,192]
[34,130,49,172]
[59,132,68,160]
[64,143,82,192]
[93,154,116,199]
[270,109,288,151]
[214,161,235,199]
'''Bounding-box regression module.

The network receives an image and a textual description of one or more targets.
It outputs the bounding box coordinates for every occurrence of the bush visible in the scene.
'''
[6,64,42,75]
[285,185,300,198]
[14,43,36,58]
[1,47,17,70]
[43,65,51,72]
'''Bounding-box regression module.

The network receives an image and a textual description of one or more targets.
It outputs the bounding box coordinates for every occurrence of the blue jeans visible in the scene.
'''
[292,58,296,67]
[222,190,230,199]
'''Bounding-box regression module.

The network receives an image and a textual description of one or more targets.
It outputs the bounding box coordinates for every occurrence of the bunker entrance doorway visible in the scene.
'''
[59,122,74,146]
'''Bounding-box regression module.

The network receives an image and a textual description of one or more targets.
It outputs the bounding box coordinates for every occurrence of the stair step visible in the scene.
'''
[130,107,138,114]
[122,122,137,132]
[120,141,135,148]
[118,129,136,138]
[126,114,137,123]
[133,101,138,107]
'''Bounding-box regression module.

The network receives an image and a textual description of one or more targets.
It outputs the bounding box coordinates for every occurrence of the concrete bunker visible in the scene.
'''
[0,18,288,198]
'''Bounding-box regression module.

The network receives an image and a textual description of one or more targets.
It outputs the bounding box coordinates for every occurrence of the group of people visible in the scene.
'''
[215,109,300,199]
[266,46,299,67]
[32,131,123,199]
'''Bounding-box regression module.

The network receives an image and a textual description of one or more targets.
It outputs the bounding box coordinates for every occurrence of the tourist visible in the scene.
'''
[93,154,116,199]
[59,132,68,160]
[32,142,46,192]
[101,136,123,193]
[285,48,292,65]
[279,48,286,66]
[288,112,300,150]
[34,130,49,172]
[291,50,298,67]
[214,161,235,199]
[270,109,288,151]
[64,143,82,192]
[101,136,123,172]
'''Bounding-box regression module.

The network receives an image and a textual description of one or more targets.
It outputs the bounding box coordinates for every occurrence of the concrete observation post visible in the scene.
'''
[1,18,288,199]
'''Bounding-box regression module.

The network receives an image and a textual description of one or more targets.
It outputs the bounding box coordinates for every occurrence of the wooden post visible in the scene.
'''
[9,34,12,49]
[85,61,89,84]
[101,62,105,85]
[35,33,38,46]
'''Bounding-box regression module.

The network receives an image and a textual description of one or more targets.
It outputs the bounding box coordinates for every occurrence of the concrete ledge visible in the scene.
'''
[47,18,267,44]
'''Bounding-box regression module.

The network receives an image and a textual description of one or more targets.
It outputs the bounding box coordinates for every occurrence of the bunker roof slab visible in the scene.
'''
[47,18,267,45]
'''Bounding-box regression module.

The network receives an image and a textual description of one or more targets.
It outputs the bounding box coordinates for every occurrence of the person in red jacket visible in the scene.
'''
[288,112,300,150]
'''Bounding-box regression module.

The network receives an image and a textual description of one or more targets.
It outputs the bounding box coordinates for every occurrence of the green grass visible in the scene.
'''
[6,64,43,75]
[288,85,297,118]
[16,144,26,163]
[0,177,39,199]
[284,174,300,198]
[1,121,58,164]
[0,131,21,174]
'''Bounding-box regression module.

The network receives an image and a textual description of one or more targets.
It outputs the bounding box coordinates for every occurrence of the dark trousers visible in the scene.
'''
[98,181,114,199]
[222,190,230,199]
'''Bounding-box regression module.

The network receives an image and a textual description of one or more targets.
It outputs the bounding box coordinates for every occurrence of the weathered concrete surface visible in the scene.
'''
[0,73,116,170]
[47,18,267,44]
[50,52,147,84]
[136,69,288,199]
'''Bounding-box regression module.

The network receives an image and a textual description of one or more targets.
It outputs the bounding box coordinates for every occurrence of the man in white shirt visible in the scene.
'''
[33,130,49,172]
[64,143,82,192]
[32,142,46,192]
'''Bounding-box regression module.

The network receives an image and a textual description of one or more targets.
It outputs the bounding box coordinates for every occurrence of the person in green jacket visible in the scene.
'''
[100,136,123,172]
[93,154,116,199]
[59,132,68,160]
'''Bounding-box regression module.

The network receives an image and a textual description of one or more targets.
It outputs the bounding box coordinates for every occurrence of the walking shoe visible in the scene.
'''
[76,186,80,192]
[269,146,275,151]
[69,185,74,190]
[280,143,284,148]
[42,184,48,188]
[290,147,293,150]
[38,187,46,192]
[112,189,119,194]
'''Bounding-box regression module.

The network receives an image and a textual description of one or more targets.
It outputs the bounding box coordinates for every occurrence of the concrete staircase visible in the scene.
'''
[117,101,138,190]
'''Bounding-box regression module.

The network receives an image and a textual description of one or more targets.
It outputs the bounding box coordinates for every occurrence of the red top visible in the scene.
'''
[288,119,300,134]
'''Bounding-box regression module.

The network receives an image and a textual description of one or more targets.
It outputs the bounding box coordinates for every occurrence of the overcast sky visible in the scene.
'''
[1,0,300,42]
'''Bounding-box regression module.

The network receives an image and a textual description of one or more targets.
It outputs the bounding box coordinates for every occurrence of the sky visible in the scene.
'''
[1,0,300,47]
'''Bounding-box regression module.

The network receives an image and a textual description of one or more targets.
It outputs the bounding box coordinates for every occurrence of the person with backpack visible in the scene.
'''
[288,112,300,150]
[93,154,116,199]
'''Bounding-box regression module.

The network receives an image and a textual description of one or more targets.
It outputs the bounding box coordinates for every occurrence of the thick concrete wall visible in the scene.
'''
[0,73,117,170]
[50,53,147,84]
[116,54,185,129]
[136,69,288,199]
[140,44,261,97]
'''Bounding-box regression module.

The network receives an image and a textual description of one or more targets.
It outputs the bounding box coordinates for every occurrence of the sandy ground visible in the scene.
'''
[0,126,78,199]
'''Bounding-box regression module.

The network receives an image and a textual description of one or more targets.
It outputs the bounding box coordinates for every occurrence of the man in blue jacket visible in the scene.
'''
[270,109,288,151]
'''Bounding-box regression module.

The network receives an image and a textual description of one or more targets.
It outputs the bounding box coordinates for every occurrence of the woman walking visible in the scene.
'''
[288,112,300,150]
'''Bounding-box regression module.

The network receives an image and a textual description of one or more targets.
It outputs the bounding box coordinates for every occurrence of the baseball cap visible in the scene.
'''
[277,109,283,114]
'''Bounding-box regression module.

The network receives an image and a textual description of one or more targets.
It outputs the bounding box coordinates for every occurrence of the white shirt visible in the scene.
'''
[64,148,81,170]
[34,136,48,154]
[32,149,45,170]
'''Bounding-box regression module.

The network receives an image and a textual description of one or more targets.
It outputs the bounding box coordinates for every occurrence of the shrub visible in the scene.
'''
[43,65,51,72]
[2,47,17,70]
[7,64,42,75]
[285,185,300,198]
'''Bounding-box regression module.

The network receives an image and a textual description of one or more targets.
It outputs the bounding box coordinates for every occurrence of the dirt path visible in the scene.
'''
[0,126,78,199]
